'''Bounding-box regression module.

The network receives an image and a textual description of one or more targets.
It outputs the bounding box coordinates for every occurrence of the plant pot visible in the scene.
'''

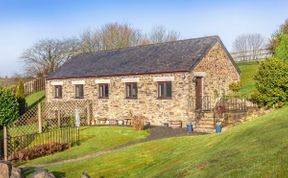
[215,124,222,133]
[187,123,193,133]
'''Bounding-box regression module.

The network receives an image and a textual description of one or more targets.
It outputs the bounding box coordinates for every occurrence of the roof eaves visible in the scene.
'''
[46,69,190,80]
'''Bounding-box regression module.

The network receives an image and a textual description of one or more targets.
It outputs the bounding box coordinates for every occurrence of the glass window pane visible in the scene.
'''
[55,85,62,98]
[59,86,62,98]
[166,82,172,97]
[126,84,130,97]
[54,86,58,98]
[126,83,137,98]
[76,85,84,98]
[80,85,84,97]
[132,83,137,97]
[158,83,164,97]
[99,85,103,97]
[105,84,109,97]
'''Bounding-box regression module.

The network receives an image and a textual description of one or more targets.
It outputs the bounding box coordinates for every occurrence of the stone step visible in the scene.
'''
[197,117,214,122]
[202,112,214,117]
[197,120,214,125]
[195,124,215,129]
[194,127,214,133]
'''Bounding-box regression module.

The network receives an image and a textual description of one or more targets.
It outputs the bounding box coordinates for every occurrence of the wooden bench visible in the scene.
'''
[168,120,182,129]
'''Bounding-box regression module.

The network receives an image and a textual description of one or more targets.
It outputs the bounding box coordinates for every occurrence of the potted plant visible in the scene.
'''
[215,119,222,133]
[187,122,193,133]
[214,105,226,133]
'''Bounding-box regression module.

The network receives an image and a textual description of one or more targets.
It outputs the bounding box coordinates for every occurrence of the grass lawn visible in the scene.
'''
[23,126,149,165]
[24,107,288,177]
[25,90,45,108]
[237,60,260,96]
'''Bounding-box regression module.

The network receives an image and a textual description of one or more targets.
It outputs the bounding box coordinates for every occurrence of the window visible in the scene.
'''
[75,84,84,98]
[126,83,137,99]
[158,81,172,99]
[99,84,109,98]
[54,85,62,98]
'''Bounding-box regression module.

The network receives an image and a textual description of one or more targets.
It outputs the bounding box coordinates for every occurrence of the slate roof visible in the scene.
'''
[47,35,239,80]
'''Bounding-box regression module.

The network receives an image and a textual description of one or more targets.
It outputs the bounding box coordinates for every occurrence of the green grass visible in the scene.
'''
[25,90,45,108]
[237,60,260,96]
[24,126,149,165]
[24,107,288,177]
[9,124,38,137]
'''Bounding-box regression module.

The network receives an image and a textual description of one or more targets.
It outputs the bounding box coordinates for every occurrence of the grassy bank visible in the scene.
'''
[237,60,260,96]
[25,90,45,108]
[24,106,288,177]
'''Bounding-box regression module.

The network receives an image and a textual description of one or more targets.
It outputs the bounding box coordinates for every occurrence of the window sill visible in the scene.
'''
[99,97,109,99]
[125,97,138,100]
[75,97,84,99]
[157,97,172,100]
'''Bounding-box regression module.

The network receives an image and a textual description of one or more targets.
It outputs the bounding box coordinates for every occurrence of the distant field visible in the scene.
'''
[237,60,260,96]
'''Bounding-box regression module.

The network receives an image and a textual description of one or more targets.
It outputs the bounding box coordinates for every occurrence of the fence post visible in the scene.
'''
[38,103,42,133]
[57,110,61,128]
[87,102,91,126]
[3,126,8,161]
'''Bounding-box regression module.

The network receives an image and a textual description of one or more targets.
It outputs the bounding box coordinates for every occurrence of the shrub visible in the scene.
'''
[9,142,69,161]
[0,88,19,126]
[229,82,241,93]
[252,58,288,108]
[275,33,288,62]
[16,80,24,97]
[131,115,147,130]
[16,80,27,115]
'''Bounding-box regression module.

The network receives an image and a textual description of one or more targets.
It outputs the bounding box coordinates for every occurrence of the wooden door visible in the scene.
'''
[195,77,203,110]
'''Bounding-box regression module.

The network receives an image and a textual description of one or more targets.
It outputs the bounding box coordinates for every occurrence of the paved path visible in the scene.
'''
[29,126,204,168]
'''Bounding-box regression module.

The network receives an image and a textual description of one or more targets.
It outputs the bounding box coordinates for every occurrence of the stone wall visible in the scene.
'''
[193,42,240,105]
[45,42,240,127]
[46,72,193,126]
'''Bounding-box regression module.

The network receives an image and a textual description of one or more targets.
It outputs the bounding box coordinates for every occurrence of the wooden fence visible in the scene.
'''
[0,127,3,160]
[2,100,92,161]
[24,77,45,96]
[231,48,272,62]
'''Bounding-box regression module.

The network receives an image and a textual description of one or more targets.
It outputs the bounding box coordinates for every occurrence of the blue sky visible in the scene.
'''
[0,0,287,76]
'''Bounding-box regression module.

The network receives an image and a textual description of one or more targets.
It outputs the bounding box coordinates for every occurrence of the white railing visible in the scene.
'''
[231,49,273,61]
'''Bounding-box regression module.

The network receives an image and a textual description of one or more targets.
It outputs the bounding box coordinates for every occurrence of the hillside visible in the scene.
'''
[237,60,260,96]
[24,106,288,177]
[25,90,45,108]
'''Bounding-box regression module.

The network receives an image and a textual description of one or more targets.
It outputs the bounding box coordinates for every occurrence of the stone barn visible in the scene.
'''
[45,35,240,132]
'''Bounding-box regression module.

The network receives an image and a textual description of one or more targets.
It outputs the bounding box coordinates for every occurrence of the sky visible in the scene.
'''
[0,0,287,76]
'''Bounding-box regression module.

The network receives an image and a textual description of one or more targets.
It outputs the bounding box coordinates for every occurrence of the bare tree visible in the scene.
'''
[79,23,142,52]
[100,23,142,50]
[22,38,80,77]
[232,33,266,60]
[79,29,102,53]
[149,26,180,43]
[22,23,181,76]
